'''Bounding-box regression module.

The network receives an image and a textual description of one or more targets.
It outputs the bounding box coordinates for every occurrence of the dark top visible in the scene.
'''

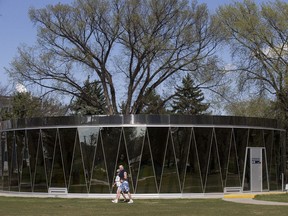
[119,169,127,181]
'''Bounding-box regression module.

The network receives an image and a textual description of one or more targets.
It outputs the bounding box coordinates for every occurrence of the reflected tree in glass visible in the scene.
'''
[136,130,158,193]
[124,127,146,193]
[205,129,223,193]
[160,131,180,193]
[171,127,191,191]
[41,129,57,187]
[183,128,203,193]
[147,127,168,188]
[69,132,88,193]
[101,127,121,188]
[31,130,48,192]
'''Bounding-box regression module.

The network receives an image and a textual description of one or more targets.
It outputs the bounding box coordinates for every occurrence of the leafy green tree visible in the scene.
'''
[225,97,277,118]
[0,92,67,120]
[215,0,288,125]
[7,0,222,114]
[70,78,107,115]
[171,74,209,114]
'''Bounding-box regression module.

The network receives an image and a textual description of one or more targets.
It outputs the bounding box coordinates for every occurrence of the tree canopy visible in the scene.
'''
[216,0,288,123]
[6,0,222,115]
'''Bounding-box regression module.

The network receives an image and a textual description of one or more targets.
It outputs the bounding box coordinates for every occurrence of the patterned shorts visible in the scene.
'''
[120,181,130,193]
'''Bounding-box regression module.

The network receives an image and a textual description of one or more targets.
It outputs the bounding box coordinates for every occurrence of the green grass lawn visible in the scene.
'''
[254,193,288,203]
[0,197,288,216]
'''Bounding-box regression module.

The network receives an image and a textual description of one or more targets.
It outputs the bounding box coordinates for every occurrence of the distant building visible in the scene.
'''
[0,95,12,117]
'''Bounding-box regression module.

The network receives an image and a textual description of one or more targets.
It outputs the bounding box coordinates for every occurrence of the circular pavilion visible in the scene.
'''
[0,115,286,194]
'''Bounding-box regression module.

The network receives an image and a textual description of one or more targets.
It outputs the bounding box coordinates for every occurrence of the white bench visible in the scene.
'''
[285,184,288,193]
[224,187,242,193]
[48,187,68,195]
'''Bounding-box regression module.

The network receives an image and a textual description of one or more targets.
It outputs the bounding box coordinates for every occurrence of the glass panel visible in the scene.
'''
[183,128,203,193]
[262,148,269,191]
[248,129,264,147]
[225,130,241,187]
[1,132,9,191]
[33,130,48,192]
[50,130,66,187]
[101,127,121,187]
[147,127,168,188]
[270,131,281,190]
[205,130,223,192]
[59,128,77,188]
[194,127,212,189]
[69,132,88,193]
[136,130,157,193]
[41,129,57,187]
[116,130,134,193]
[234,129,249,183]
[171,127,191,191]
[160,132,180,193]
[9,131,19,191]
[78,127,100,193]
[27,130,40,191]
[16,130,32,192]
[90,130,110,193]
[243,148,250,191]
[124,127,146,192]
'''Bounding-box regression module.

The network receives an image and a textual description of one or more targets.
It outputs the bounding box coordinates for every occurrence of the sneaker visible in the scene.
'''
[127,199,133,204]
[112,199,118,203]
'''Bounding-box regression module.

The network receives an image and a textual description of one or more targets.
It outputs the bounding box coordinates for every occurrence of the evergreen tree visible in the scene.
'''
[140,90,167,114]
[171,74,209,115]
[70,79,107,115]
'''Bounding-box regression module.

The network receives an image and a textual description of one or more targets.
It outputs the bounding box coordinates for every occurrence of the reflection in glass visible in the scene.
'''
[183,128,203,193]
[78,127,100,193]
[1,132,9,191]
[234,129,249,182]
[116,130,134,193]
[160,132,180,193]
[148,127,169,188]
[101,127,121,188]
[8,131,19,191]
[124,127,146,192]
[136,131,158,193]
[194,127,212,191]
[41,129,57,187]
[226,130,241,187]
[16,130,32,192]
[32,130,47,192]
[90,130,109,193]
[59,128,77,188]
[205,129,223,192]
[69,132,87,193]
[172,127,191,191]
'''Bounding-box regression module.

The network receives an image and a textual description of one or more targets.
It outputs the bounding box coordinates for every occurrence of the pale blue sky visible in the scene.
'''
[0,0,264,89]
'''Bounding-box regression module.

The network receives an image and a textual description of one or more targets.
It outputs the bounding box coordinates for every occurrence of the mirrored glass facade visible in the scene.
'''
[0,115,286,194]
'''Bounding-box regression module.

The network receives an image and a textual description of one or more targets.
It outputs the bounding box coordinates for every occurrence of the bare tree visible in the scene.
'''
[7,0,222,114]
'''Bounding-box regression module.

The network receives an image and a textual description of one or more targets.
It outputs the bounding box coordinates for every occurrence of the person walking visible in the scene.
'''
[112,165,133,204]
[112,169,127,202]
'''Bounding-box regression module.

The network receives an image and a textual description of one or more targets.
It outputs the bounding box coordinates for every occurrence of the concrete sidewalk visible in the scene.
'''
[223,192,288,206]
[223,198,288,206]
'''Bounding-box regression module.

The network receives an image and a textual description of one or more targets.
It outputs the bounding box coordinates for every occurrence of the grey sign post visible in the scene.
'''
[242,147,269,192]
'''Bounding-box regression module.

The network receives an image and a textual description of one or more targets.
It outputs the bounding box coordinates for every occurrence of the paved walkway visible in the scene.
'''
[223,198,288,206]
[223,192,288,206]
